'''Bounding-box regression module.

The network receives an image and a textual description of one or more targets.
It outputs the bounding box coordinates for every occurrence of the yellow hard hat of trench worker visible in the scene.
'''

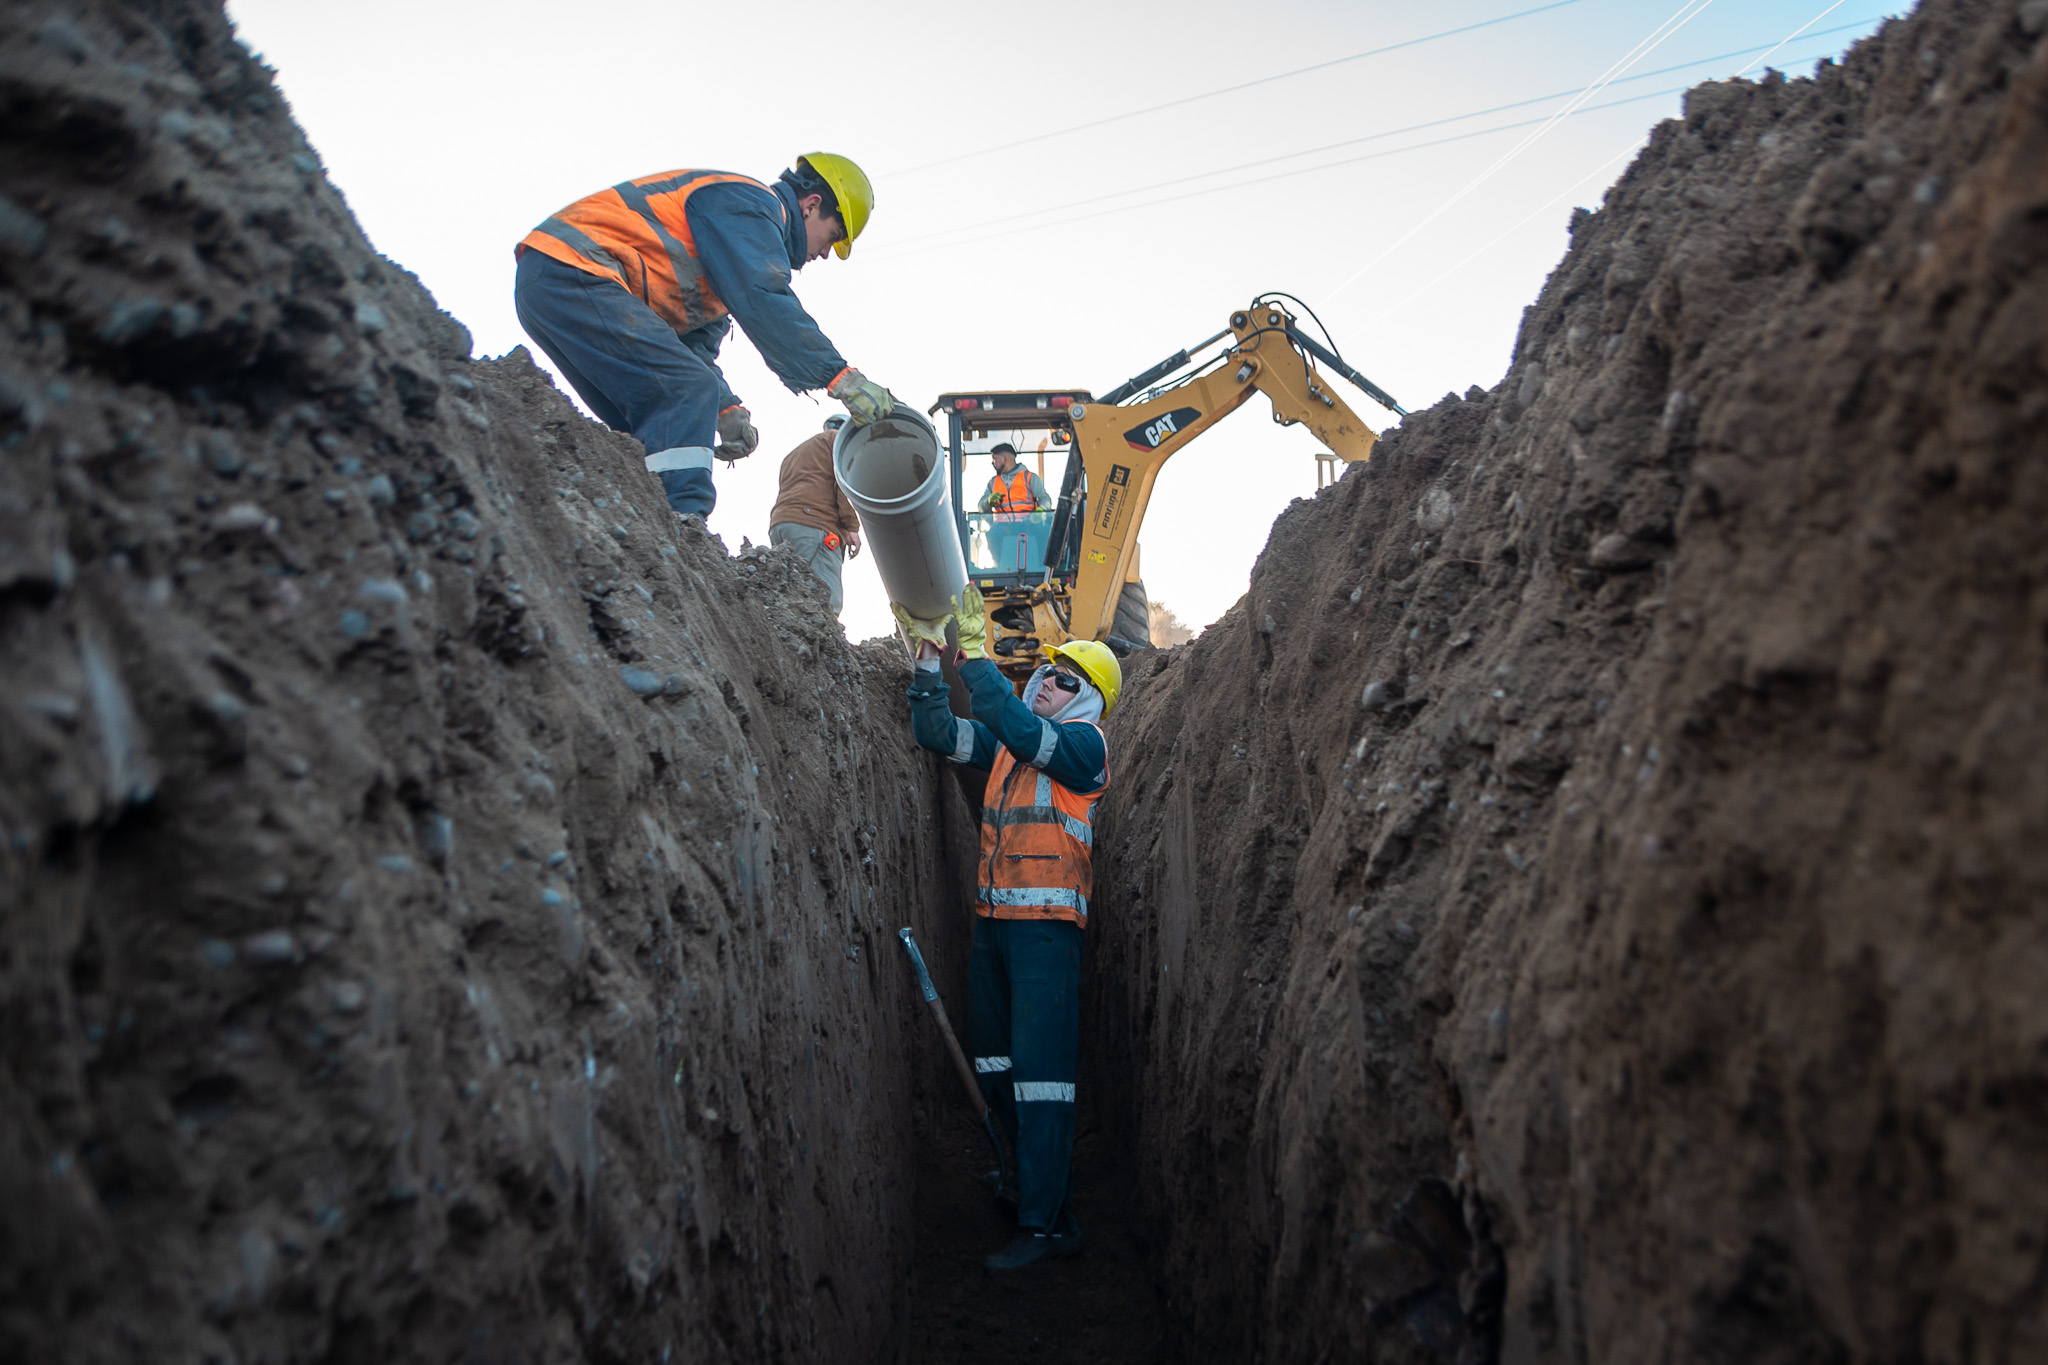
[799,152,872,259]
[1048,639,1122,717]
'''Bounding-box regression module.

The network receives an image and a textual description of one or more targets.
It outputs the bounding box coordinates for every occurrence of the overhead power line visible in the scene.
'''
[1736,0,1849,74]
[1324,0,1721,302]
[865,18,1879,259]
[1363,143,1646,327]
[884,0,1588,177]
[861,84,1690,264]
[1362,2,1890,338]
[860,26,1859,269]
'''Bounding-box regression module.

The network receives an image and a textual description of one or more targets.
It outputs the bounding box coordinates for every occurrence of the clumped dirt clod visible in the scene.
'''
[1090,1,2048,1361]
[0,4,983,1361]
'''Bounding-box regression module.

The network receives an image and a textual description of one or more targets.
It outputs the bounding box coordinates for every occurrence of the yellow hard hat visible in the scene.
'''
[799,152,872,259]
[1048,639,1122,717]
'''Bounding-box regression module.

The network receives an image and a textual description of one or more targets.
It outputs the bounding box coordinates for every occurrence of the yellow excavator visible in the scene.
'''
[931,294,1406,685]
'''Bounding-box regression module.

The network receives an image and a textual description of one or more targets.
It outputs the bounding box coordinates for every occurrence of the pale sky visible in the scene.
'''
[225,0,1895,644]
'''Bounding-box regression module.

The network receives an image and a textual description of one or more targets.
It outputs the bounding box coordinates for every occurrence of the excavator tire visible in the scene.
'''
[1112,580,1153,649]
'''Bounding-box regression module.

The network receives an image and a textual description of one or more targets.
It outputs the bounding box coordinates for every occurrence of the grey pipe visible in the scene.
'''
[833,408,968,620]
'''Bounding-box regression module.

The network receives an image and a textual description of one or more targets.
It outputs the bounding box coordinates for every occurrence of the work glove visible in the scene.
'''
[827,368,896,427]
[952,586,990,662]
[715,405,758,462]
[890,601,951,658]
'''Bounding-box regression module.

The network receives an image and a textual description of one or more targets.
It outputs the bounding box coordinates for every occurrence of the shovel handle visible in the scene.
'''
[898,928,989,1120]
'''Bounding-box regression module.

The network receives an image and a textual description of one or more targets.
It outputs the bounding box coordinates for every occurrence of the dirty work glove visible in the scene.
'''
[890,601,951,658]
[828,368,896,427]
[715,405,758,462]
[951,586,990,662]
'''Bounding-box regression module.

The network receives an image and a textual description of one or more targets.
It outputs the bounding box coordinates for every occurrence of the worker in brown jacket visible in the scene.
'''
[769,414,863,615]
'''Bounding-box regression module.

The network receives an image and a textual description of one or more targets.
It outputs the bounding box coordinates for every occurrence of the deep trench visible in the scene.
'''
[7,1,2048,1362]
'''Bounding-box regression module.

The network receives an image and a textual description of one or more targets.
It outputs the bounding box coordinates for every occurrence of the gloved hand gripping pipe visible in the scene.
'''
[898,928,1012,1195]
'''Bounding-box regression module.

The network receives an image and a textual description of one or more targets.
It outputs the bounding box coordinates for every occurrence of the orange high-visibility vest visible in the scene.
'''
[519,169,771,334]
[987,468,1038,517]
[977,733,1107,927]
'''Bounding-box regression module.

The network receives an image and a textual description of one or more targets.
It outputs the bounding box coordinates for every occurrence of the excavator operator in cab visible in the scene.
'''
[977,442,1053,521]
[896,589,1121,1270]
[512,153,897,521]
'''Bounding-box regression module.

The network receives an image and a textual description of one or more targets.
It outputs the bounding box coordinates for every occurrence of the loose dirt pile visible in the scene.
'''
[1090,1,2048,1361]
[0,4,983,1360]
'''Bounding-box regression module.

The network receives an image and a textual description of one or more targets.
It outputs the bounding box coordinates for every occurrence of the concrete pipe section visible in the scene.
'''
[834,408,969,620]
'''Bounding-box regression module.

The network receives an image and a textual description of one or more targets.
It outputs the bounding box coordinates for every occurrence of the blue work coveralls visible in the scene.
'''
[907,657,1110,1235]
[513,178,847,519]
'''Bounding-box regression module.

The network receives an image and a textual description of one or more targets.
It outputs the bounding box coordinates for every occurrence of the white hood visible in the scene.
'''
[1023,664,1104,728]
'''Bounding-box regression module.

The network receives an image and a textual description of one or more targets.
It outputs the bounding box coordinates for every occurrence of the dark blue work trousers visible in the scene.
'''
[968,915,1082,1233]
[512,248,721,518]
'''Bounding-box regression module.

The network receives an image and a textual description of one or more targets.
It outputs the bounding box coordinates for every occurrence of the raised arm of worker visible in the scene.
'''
[907,658,1107,795]
[903,598,1107,794]
[686,180,893,426]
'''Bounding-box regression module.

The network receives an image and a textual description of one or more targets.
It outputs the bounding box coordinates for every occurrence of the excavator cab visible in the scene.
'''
[933,390,1095,684]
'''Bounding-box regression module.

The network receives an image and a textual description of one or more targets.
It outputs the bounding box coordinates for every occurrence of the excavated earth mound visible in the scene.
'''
[1090,1,2048,1361]
[0,4,983,1361]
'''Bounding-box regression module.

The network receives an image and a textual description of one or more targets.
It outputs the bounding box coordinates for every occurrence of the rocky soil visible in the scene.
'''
[0,4,983,1361]
[7,0,2046,1362]
[1089,1,2048,1361]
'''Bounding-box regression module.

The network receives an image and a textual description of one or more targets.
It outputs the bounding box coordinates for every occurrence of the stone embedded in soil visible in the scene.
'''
[240,930,300,967]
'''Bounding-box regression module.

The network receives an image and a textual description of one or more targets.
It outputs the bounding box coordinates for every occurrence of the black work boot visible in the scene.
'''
[984,1226,1084,1271]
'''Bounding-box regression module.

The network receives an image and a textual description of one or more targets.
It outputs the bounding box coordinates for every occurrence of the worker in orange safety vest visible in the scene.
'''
[512,155,896,522]
[977,442,1053,520]
[897,589,1122,1270]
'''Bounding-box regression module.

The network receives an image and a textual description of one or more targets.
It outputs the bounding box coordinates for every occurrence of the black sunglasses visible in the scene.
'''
[1048,669,1083,694]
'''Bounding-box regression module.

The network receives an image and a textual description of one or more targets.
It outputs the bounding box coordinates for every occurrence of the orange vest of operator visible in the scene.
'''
[977,736,1107,927]
[519,169,768,334]
[987,467,1038,518]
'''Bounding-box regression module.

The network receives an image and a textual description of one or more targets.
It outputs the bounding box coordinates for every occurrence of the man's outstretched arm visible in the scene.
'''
[959,659,1106,796]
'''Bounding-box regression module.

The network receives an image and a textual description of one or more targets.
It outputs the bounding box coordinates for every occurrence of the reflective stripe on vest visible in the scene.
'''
[989,468,1037,516]
[518,169,771,334]
[978,739,1106,926]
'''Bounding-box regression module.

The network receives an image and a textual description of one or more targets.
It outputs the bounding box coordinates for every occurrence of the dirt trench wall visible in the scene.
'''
[0,5,978,1361]
[1089,2,2048,1361]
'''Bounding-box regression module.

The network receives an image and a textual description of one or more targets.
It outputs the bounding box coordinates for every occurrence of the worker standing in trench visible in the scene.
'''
[511,155,897,521]
[897,591,1121,1269]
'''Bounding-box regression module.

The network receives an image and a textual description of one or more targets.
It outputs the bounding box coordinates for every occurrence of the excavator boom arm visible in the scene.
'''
[1060,301,1397,643]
